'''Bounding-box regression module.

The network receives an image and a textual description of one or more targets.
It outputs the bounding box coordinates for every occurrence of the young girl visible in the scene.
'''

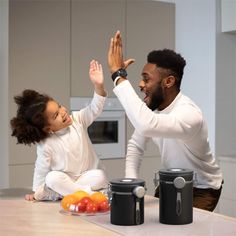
[10,60,108,201]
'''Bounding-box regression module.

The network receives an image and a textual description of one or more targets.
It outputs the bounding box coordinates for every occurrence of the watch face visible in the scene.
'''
[118,69,127,77]
[111,68,127,81]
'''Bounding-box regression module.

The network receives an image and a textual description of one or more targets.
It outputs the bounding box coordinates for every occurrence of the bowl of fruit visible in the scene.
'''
[60,190,110,216]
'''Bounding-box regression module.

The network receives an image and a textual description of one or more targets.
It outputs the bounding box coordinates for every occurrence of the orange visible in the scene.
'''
[90,192,107,204]
[73,190,89,201]
[61,194,78,211]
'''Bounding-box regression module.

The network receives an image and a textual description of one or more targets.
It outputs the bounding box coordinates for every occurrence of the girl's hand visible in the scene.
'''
[25,193,35,201]
[89,60,107,97]
[89,60,104,86]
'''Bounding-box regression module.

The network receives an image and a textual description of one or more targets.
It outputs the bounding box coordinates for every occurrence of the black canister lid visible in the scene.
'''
[110,178,145,192]
[159,168,193,181]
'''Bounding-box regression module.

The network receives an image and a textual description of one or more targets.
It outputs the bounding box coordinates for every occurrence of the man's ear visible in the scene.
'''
[164,75,175,88]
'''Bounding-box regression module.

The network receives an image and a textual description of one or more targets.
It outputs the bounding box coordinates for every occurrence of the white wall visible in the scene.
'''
[175,0,216,153]
[0,0,9,188]
[215,0,236,157]
[221,0,236,33]
[158,0,216,153]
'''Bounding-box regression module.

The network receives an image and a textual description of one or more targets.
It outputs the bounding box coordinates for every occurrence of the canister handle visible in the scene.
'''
[107,183,112,204]
[153,172,159,190]
[193,172,198,186]
[176,192,182,216]
[135,198,141,225]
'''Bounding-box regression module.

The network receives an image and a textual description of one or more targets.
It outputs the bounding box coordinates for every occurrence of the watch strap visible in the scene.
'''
[111,68,127,81]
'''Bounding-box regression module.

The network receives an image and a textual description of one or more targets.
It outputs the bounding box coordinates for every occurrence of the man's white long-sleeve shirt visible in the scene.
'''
[33,92,106,192]
[114,80,222,189]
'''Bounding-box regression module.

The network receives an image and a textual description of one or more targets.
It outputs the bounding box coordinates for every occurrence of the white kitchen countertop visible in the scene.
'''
[86,196,236,236]
[0,188,236,236]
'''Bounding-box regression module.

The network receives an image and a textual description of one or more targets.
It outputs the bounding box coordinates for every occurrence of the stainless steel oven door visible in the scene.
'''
[88,110,126,159]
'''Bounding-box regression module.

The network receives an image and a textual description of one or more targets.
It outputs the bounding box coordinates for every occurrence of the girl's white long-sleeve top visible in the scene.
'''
[113,80,223,189]
[32,92,106,192]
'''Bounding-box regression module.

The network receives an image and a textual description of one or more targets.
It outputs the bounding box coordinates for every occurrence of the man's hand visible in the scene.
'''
[108,30,135,74]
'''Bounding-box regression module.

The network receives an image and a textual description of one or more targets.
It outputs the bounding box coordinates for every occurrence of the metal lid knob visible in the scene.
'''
[173,176,186,189]
[133,186,146,198]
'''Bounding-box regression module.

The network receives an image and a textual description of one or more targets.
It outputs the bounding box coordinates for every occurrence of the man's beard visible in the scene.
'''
[148,86,164,111]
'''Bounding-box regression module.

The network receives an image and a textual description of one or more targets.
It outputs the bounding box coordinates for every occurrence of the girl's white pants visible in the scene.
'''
[34,169,108,200]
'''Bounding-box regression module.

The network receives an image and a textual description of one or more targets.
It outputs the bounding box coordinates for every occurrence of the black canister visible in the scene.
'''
[109,178,146,225]
[157,168,193,225]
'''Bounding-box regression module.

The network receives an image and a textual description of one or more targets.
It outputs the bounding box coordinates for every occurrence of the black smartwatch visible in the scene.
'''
[111,68,127,81]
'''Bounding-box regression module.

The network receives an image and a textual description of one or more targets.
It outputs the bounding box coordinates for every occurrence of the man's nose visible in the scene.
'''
[139,80,145,90]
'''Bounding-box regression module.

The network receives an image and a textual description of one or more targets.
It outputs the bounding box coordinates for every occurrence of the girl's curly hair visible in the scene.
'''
[10,89,53,145]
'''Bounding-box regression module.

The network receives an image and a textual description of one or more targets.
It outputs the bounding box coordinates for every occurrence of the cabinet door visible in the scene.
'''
[71,0,126,97]
[126,1,175,158]
[126,1,175,96]
[9,0,70,104]
[9,0,70,186]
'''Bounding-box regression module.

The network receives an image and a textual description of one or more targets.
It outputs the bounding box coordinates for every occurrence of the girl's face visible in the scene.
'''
[43,100,72,133]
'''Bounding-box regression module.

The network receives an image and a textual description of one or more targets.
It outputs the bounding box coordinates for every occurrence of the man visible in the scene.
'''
[107,31,223,211]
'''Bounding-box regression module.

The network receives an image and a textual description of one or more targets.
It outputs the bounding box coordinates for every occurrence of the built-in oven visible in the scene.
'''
[70,97,126,159]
